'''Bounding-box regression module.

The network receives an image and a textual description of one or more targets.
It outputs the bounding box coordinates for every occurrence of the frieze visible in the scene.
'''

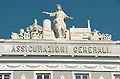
[45,64,60,68]
[64,64,79,68]
[102,65,119,69]
[82,64,98,69]
[0,63,119,71]
[5,64,22,68]
[25,64,41,68]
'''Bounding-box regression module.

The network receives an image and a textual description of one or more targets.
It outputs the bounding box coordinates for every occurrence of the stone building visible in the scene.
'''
[0,4,119,79]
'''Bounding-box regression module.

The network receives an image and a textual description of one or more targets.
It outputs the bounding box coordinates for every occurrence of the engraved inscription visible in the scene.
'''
[11,45,68,53]
[73,46,111,53]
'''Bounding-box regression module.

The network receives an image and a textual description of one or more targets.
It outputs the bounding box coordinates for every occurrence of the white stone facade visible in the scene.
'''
[1,4,120,79]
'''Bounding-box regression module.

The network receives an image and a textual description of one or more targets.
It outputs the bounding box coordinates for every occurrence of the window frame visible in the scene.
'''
[112,72,120,79]
[34,71,53,79]
[0,71,13,79]
[72,71,91,79]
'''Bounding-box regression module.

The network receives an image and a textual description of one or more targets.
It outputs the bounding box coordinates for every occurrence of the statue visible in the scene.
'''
[102,34,112,40]
[34,19,38,25]
[90,29,101,40]
[26,19,42,32]
[19,29,24,39]
[42,4,73,39]
[11,32,20,39]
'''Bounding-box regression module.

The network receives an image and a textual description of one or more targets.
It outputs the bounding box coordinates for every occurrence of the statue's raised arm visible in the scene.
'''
[42,12,51,15]
[66,15,73,19]
[42,11,56,18]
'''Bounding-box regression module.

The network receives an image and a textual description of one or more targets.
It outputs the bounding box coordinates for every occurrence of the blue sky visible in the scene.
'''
[0,0,120,40]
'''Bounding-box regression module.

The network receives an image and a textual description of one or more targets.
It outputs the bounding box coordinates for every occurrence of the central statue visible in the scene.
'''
[42,4,73,39]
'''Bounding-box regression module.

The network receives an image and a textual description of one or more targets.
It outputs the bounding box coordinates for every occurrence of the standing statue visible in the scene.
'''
[42,4,73,39]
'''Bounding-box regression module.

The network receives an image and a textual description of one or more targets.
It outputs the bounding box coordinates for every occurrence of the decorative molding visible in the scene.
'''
[82,64,98,69]
[64,64,79,68]
[102,65,118,69]
[45,64,60,68]
[5,64,22,68]
[25,64,41,68]
[0,63,120,71]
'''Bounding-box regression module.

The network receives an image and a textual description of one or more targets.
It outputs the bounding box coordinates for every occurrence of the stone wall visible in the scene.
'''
[11,71,113,79]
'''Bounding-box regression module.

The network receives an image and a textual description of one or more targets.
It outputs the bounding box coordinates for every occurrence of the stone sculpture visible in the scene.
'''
[90,29,102,40]
[42,4,73,39]
[11,32,20,39]
[102,34,112,40]
[11,4,112,41]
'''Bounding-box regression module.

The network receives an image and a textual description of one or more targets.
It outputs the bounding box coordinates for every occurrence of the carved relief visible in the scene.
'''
[82,64,98,69]
[6,64,22,68]
[45,64,60,68]
[0,63,120,71]
[64,64,79,68]
[25,64,41,68]
[102,65,118,69]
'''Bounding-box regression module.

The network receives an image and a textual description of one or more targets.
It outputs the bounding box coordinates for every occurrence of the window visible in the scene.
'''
[114,74,120,79]
[36,73,50,79]
[112,73,120,79]
[34,71,52,79]
[73,72,91,79]
[75,73,89,79]
[0,73,11,79]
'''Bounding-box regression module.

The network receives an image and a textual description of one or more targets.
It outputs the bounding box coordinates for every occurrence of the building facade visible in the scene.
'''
[0,4,120,79]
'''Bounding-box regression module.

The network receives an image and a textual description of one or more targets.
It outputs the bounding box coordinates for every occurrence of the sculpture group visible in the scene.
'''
[11,4,111,40]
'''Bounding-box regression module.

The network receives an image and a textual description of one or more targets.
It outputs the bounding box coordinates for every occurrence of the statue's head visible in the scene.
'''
[56,4,62,11]
[20,29,24,33]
